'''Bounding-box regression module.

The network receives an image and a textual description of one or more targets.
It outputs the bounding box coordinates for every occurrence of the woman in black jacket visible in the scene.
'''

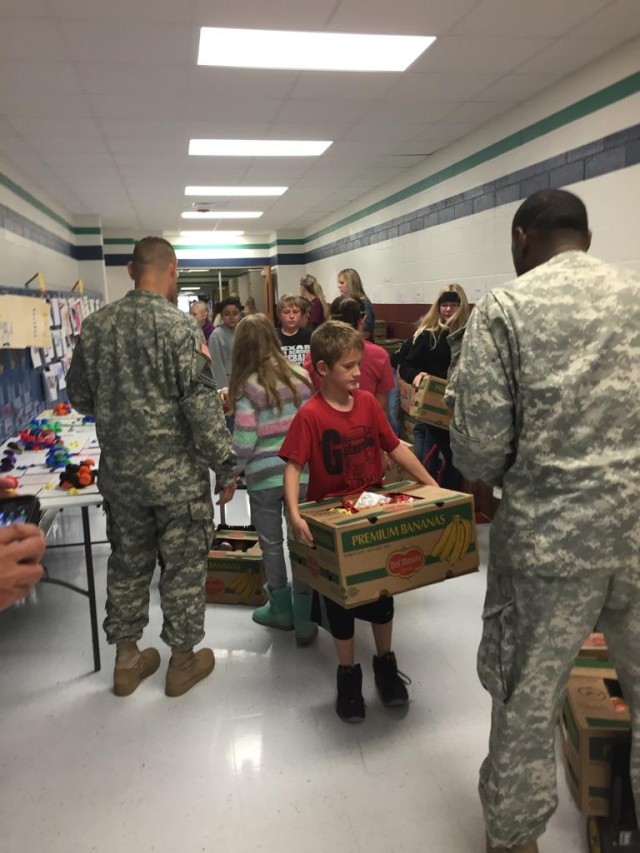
[399,283,470,489]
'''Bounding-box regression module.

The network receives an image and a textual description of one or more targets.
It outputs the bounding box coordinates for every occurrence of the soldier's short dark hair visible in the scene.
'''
[131,237,176,273]
[512,189,589,235]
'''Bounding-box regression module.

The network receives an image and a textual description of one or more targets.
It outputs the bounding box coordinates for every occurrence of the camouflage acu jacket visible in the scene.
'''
[447,251,640,575]
[67,289,236,505]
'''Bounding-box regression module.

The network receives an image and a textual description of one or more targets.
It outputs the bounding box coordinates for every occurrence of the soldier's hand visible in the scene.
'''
[216,482,236,506]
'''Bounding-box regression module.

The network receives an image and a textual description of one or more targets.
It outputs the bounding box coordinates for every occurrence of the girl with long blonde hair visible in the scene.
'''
[398,283,471,488]
[336,267,375,339]
[229,314,316,645]
[299,274,330,328]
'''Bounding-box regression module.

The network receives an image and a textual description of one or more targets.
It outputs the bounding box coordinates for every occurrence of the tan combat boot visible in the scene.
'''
[165,647,215,697]
[113,641,161,696]
[487,836,539,853]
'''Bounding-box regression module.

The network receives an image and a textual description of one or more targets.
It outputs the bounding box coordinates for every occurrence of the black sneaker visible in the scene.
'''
[373,651,411,706]
[336,664,365,723]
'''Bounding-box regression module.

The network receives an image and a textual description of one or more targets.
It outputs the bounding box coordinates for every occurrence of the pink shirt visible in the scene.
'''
[302,339,395,398]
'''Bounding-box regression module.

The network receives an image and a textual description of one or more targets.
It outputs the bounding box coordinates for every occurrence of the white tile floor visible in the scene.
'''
[0,494,588,853]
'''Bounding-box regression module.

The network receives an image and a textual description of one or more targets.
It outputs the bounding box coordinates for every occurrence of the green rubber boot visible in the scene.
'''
[292,592,318,646]
[252,584,294,631]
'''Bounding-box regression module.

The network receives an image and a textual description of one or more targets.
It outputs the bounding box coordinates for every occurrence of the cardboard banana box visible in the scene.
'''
[559,659,631,817]
[288,482,478,608]
[206,529,266,606]
[399,376,451,429]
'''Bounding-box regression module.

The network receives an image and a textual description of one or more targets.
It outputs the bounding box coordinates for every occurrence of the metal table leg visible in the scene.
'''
[81,506,101,672]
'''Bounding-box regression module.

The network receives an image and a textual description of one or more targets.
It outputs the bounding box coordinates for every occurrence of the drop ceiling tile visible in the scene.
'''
[439,100,515,124]
[50,0,196,24]
[27,135,111,155]
[327,0,477,35]
[339,122,435,143]
[0,19,69,61]
[190,68,300,101]
[385,72,501,101]
[569,0,640,40]
[473,73,561,103]
[0,0,50,16]
[8,117,103,139]
[360,100,453,124]
[105,138,187,156]
[516,38,623,76]
[451,0,611,38]
[0,91,92,118]
[289,72,398,101]
[193,0,336,28]
[275,99,371,124]
[59,20,196,65]
[181,98,285,123]
[0,60,82,94]
[89,93,186,121]
[410,35,554,74]
[78,63,192,98]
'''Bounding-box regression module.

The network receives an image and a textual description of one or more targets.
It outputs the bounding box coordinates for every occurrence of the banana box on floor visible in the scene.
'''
[559,659,631,817]
[206,528,266,606]
[399,376,451,429]
[288,482,478,608]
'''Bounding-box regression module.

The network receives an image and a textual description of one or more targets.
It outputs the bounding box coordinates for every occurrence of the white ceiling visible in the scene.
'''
[0,0,638,235]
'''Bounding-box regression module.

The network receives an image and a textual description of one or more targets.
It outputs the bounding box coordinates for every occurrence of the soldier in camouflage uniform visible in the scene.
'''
[67,237,237,698]
[446,190,640,852]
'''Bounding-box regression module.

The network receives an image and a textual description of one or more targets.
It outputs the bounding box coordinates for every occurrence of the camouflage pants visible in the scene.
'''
[479,567,640,846]
[103,493,214,650]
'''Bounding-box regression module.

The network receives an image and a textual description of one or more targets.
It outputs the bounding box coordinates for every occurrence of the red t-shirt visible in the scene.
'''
[302,339,395,397]
[279,390,400,501]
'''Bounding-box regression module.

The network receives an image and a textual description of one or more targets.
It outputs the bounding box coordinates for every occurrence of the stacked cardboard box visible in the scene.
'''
[206,528,266,606]
[377,338,405,356]
[560,659,631,816]
[399,376,451,429]
[288,483,478,607]
[578,632,608,661]
[372,319,387,342]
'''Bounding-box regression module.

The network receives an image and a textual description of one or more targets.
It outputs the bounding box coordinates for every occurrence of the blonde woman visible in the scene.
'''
[229,314,316,645]
[337,268,375,339]
[299,274,329,329]
[398,283,470,488]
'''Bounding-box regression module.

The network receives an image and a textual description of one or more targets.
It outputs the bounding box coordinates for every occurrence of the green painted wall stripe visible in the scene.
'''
[269,238,306,247]
[1,171,74,232]
[0,172,104,236]
[304,70,640,246]
[104,237,136,245]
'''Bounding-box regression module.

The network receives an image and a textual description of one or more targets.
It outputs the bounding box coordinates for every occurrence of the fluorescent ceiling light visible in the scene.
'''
[198,27,435,72]
[189,139,331,157]
[181,211,263,219]
[185,186,287,196]
[179,230,245,240]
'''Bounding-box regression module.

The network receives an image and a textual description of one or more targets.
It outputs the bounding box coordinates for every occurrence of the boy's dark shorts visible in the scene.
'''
[311,593,394,641]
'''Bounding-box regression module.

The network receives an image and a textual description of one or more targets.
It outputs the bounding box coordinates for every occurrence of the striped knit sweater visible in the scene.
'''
[232,366,312,491]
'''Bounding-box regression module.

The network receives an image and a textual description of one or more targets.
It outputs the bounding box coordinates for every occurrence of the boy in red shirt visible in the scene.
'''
[280,321,437,722]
